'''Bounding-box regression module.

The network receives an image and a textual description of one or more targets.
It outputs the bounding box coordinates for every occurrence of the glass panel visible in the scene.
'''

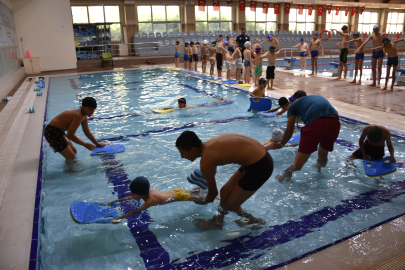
[305,23,315,32]
[307,11,315,22]
[326,13,332,23]
[246,22,255,32]
[153,23,166,34]
[387,24,392,33]
[266,22,276,32]
[363,12,371,24]
[88,6,104,23]
[289,22,297,32]
[267,9,276,21]
[297,9,305,22]
[196,22,208,32]
[391,12,398,23]
[110,23,121,39]
[398,13,405,24]
[332,14,341,23]
[220,22,232,32]
[358,24,363,33]
[289,8,297,22]
[371,12,378,23]
[105,6,120,22]
[220,6,232,21]
[152,6,166,22]
[168,22,181,33]
[255,23,265,32]
[208,6,220,21]
[139,23,152,35]
[71,6,88,24]
[137,6,151,22]
[326,23,331,30]
[245,9,256,21]
[256,8,266,21]
[195,6,207,21]
[208,22,220,32]
[167,6,180,21]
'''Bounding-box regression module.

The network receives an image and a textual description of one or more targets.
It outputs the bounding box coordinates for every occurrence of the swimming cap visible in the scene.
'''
[259,78,267,85]
[367,126,384,143]
[300,38,305,42]
[129,176,150,195]
[313,31,318,35]
[82,97,97,108]
[278,97,288,106]
[269,45,276,52]
[203,40,208,44]
[271,128,284,142]
[373,24,380,30]
[227,35,230,38]
[254,38,259,41]
[383,38,390,45]
[268,34,272,39]
[224,41,229,45]
[244,41,251,48]
[288,95,294,103]
[255,46,262,53]
[196,42,200,45]
[178,98,186,103]
[212,42,216,46]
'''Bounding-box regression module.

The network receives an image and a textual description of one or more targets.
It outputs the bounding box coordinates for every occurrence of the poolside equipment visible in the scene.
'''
[221,79,236,82]
[28,107,34,113]
[247,97,272,116]
[187,169,208,189]
[363,156,397,177]
[222,81,238,84]
[207,77,221,80]
[153,108,173,113]
[37,92,43,96]
[396,66,405,85]
[288,133,301,145]
[282,48,299,70]
[320,30,331,41]
[101,52,114,68]
[3,96,11,101]
[70,201,120,224]
[34,87,41,91]
[90,144,125,156]
[158,67,168,69]
[328,50,352,77]
[238,83,251,87]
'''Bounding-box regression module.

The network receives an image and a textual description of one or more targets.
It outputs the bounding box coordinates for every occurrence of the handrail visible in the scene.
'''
[282,48,298,59]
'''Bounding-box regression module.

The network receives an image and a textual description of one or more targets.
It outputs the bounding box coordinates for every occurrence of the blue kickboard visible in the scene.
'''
[363,156,397,177]
[288,133,301,145]
[222,81,238,84]
[70,201,120,224]
[91,144,125,156]
[187,169,208,189]
[221,79,236,82]
[247,97,272,112]
[206,77,221,80]
[330,62,339,66]
[260,111,278,117]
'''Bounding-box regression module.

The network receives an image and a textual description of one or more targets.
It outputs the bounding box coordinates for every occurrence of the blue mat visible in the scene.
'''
[187,169,208,189]
[288,133,301,145]
[363,156,397,177]
[222,81,238,84]
[221,79,236,82]
[70,201,120,224]
[91,145,125,156]
[247,97,272,112]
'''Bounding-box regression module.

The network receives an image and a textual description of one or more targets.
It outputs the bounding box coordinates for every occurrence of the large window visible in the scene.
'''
[245,8,276,32]
[137,6,180,35]
[289,8,315,32]
[71,6,121,39]
[358,12,378,33]
[326,10,349,31]
[195,6,232,33]
[387,12,405,33]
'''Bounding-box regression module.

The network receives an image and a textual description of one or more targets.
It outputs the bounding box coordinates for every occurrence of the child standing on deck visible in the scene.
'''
[183,37,189,70]
[344,32,364,85]
[243,42,252,84]
[188,42,194,71]
[174,39,181,68]
[332,25,350,80]
[255,45,285,90]
[253,46,263,86]
[201,40,208,74]
[208,42,216,76]
[292,38,308,71]
[233,44,243,82]
[306,32,324,75]
[219,46,234,80]
[191,41,200,72]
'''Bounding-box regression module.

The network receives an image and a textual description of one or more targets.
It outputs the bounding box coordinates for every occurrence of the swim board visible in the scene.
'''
[247,97,272,112]
[363,156,397,177]
[70,201,120,224]
[221,79,236,82]
[238,84,251,87]
[208,77,221,80]
[222,81,238,84]
[91,145,125,156]
[152,108,173,114]
[187,169,208,189]
[288,133,301,145]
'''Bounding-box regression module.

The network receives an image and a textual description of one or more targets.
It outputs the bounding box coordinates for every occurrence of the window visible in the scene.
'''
[195,6,232,33]
[387,12,405,33]
[326,10,348,31]
[245,8,276,32]
[137,5,181,35]
[289,8,315,32]
[358,12,378,33]
[71,6,122,39]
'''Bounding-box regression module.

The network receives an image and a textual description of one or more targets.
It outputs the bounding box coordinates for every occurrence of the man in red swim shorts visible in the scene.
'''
[275,90,340,181]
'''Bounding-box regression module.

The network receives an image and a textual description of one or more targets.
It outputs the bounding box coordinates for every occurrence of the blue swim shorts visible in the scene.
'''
[311,50,318,57]
[372,50,384,59]
[244,60,250,67]
[387,56,399,66]
[175,52,180,58]
[184,54,189,61]
[300,52,307,57]
[355,53,364,60]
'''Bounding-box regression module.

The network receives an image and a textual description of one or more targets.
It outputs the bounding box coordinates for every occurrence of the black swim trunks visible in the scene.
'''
[189,55,193,63]
[340,48,348,63]
[238,151,273,191]
[44,125,71,153]
[216,53,223,70]
[266,65,276,79]
[352,140,385,160]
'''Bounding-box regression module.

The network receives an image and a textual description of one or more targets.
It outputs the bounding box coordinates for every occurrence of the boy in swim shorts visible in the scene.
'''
[306,32,324,75]
[292,38,309,71]
[183,37,189,70]
[243,42,252,84]
[219,46,234,80]
[350,125,396,163]
[208,42,216,75]
[174,39,181,67]
[108,176,204,223]
[371,37,405,91]
[254,45,285,90]
[344,32,364,85]
[44,97,104,160]
[188,42,194,71]
[332,25,350,80]
[232,44,243,82]
[249,78,267,98]
[201,40,208,73]
[191,41,200,72]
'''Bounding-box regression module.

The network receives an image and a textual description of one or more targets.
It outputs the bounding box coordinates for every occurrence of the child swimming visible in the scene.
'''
[249,78,267,98]
[262,128,284,150]
[108,176,204,223]
[264,96,290,116]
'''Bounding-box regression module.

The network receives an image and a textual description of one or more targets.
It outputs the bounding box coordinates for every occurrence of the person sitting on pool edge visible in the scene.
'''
[249,78,267,98]
[108,176,205,224]
[264,97,290,116]
[159,97,230,112]
[350,125,396,163]
[44,97,104,160]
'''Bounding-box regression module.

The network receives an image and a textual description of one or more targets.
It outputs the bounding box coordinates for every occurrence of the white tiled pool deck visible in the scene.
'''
[0,64,404,270]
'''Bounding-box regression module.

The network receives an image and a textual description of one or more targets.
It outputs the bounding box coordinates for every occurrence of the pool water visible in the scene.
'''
[36,69,405,270]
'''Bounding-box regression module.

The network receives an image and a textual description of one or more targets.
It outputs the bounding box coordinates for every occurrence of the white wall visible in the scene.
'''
[12,0,76,71]
[1,0,11,9]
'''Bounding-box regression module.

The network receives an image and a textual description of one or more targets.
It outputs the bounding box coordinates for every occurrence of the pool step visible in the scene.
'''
[372,252,405,270]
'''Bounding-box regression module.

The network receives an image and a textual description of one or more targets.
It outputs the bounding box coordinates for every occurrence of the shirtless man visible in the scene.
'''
[44,97,103,160]
[260,34,279,51]
[306,32,324,75]
[176,131,273,229]
[292,38,309,71]
[201,40,208,74]
[208,42,216,75]
[332,25,350,80]
[254,45,285,89]
[371,38,405,91]
[232,44,243,82]
[249,78,267,98]
[243,42,252,84]
[219,46,234,80]
[344,33,364,84]
[355,25,384,87]
[174,39,181,67]
[191,41,201,72]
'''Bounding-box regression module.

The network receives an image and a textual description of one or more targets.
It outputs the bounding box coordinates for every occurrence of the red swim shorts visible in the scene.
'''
[298,117,340,154]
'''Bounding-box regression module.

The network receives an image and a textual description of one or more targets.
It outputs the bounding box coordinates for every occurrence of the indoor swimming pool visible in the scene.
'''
[33,68,405,270]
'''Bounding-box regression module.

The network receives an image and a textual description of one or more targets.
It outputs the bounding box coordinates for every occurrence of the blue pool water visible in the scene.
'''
[34,69,405,270]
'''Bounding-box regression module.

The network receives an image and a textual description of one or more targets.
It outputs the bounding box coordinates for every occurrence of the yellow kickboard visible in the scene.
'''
[153,108,173,113]
[238,84,251,87]
[167,68,182,71]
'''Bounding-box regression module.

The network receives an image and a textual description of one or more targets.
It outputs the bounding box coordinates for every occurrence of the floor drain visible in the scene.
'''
[371,253,405,270]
